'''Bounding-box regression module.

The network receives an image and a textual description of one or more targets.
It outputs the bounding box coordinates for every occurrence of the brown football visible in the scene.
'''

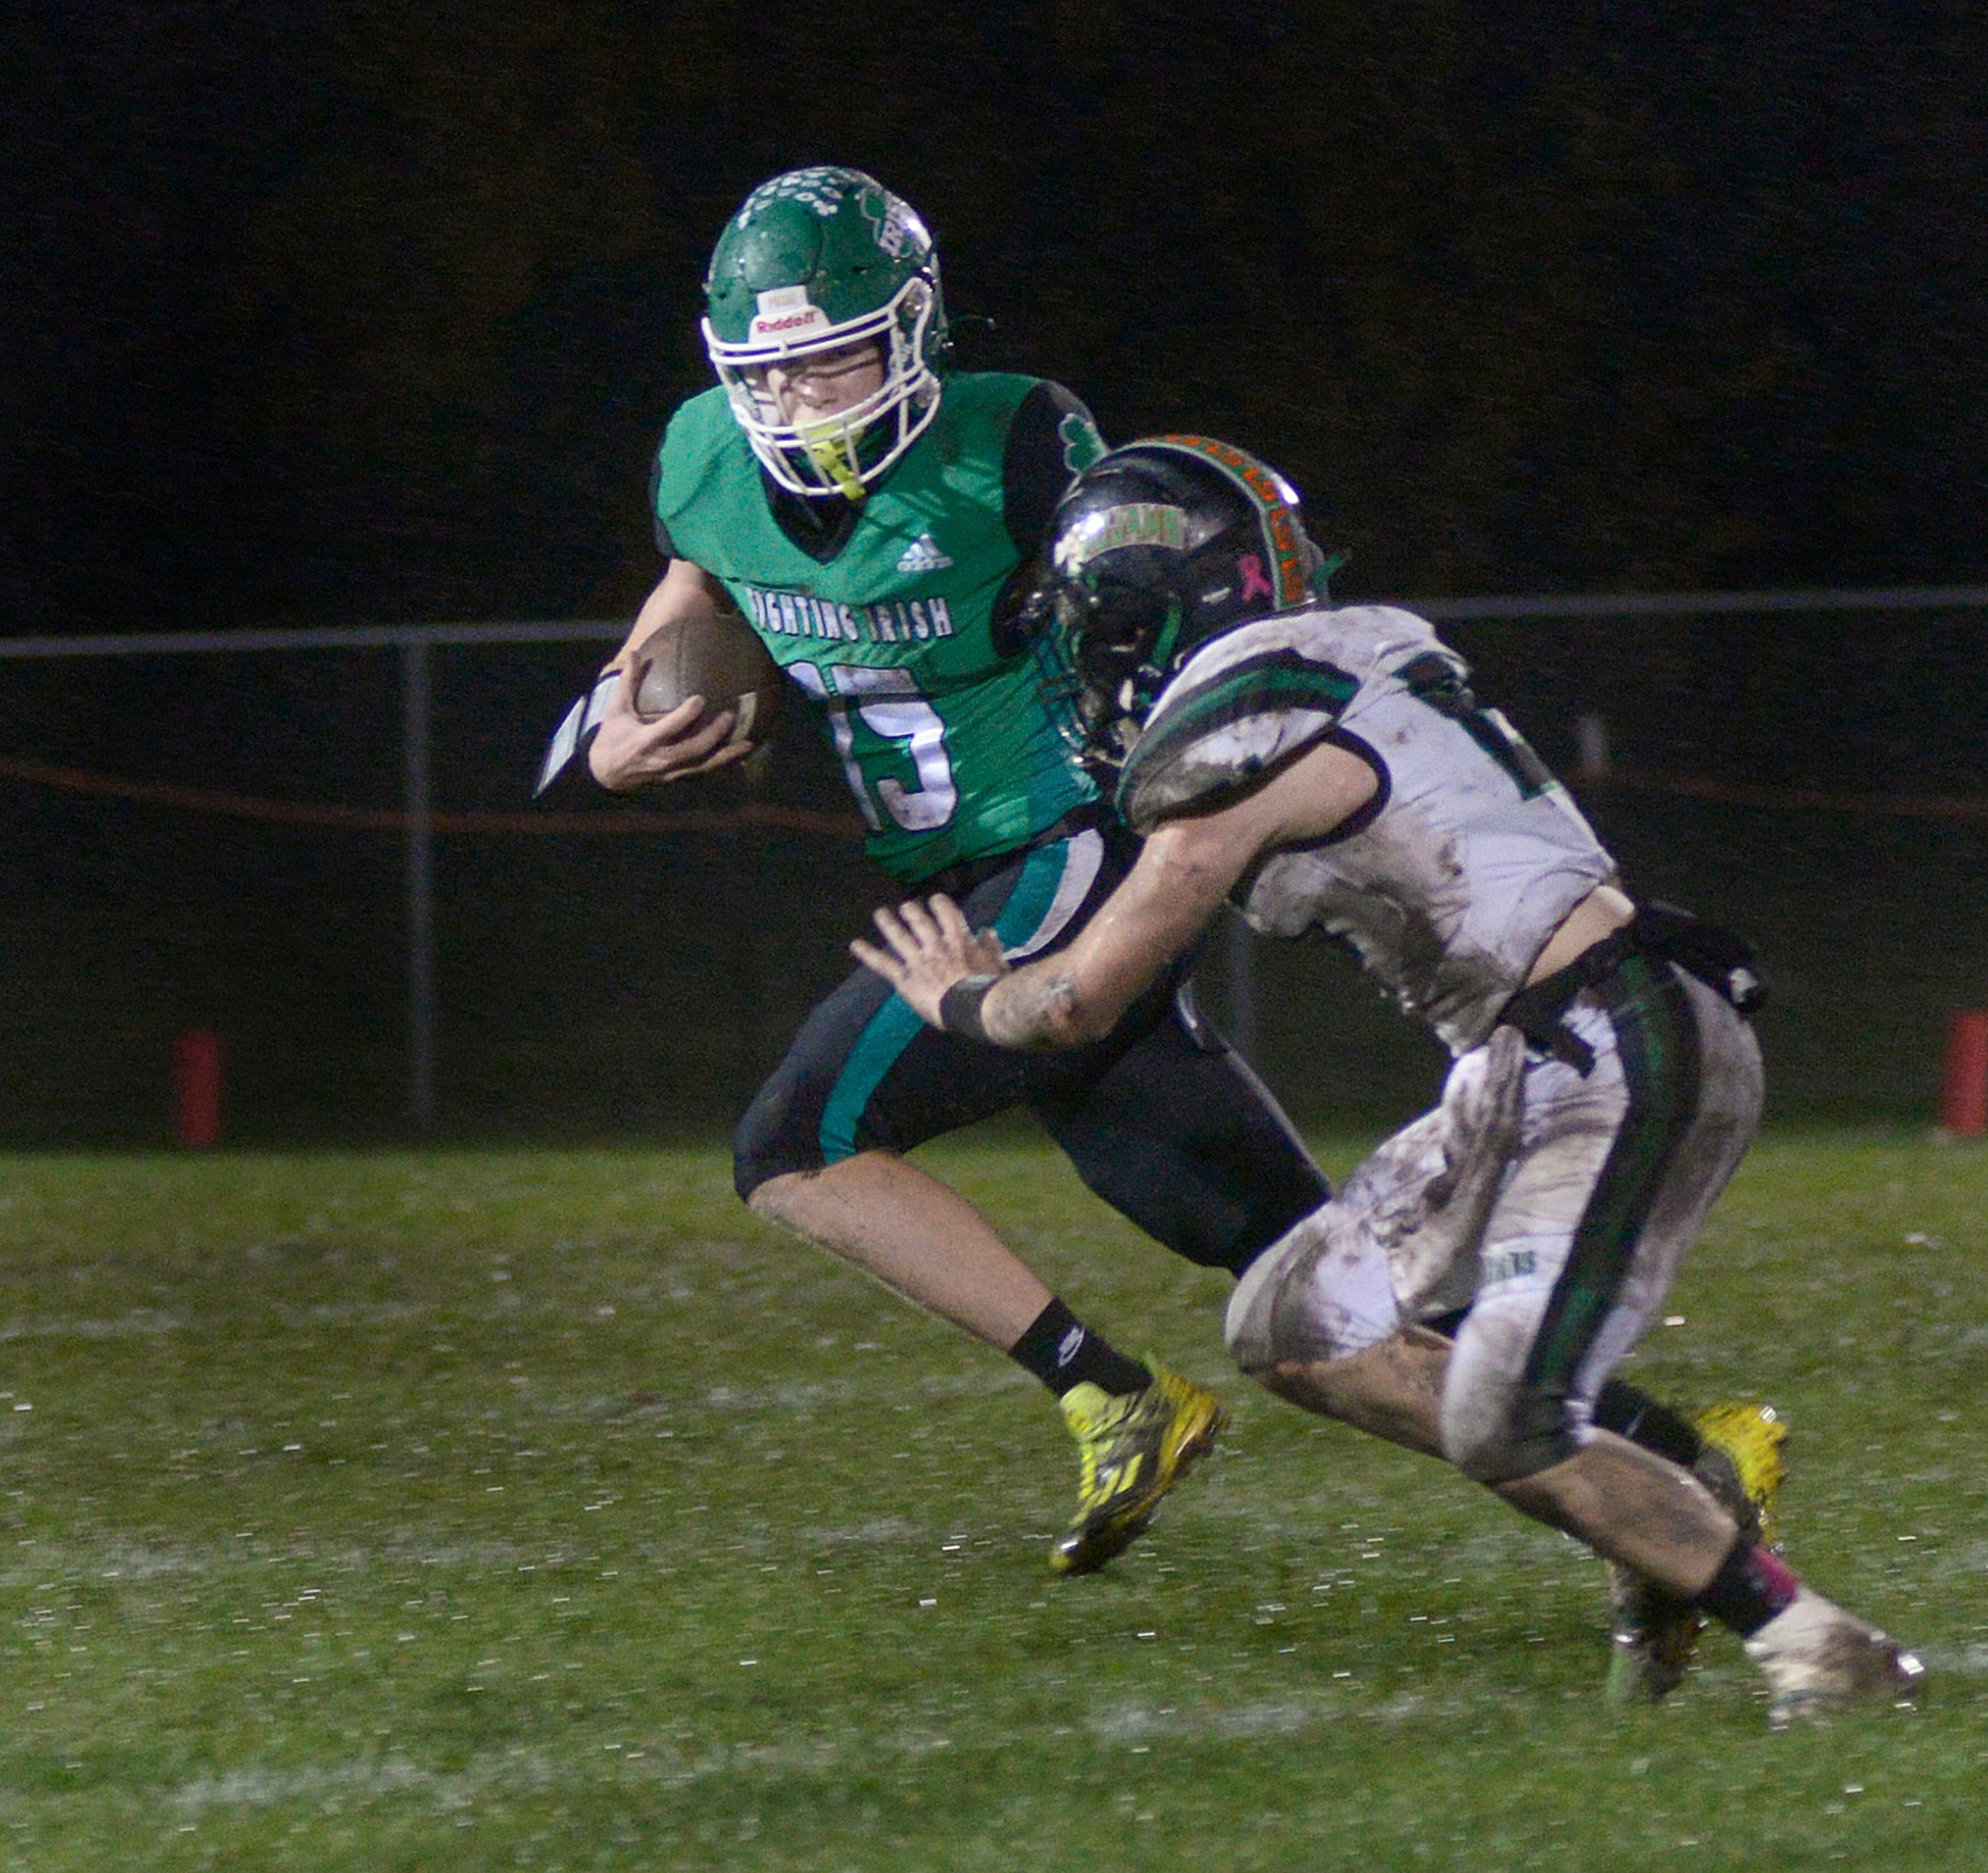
[630,606,784,747]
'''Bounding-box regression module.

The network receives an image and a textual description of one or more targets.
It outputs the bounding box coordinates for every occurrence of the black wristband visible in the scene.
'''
[938,974,1002,1044]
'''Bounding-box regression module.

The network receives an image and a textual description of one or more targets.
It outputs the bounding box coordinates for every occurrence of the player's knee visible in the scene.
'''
[1223,1247,1282,1373]
[1223,1202,1402,1373]
[1440,1384,1577,1483]
[742,1167,824,1234]
[733,1081,823,1205]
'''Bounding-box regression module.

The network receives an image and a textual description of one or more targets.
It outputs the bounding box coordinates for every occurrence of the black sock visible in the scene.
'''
[1009,1299,1150,1398]
[1694,1532,1801,1637]
[1593,1380,1704,1468]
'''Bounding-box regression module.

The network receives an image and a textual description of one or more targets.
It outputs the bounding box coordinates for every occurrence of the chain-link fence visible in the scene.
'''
[2,590,1983,1143]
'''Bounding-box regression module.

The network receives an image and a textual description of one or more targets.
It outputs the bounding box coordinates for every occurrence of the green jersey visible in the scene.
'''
[652,372,1105,883]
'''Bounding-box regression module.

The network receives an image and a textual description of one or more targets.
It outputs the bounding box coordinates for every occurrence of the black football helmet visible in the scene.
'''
[1037,436,1336,774]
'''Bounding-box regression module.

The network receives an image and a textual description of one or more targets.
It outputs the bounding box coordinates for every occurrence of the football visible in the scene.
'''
[631,604,785,748]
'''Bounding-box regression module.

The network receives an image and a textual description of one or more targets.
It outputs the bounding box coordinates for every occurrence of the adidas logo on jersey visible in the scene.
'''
[895,534,953,573]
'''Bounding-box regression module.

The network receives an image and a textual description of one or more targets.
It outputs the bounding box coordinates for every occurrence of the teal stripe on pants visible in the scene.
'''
[817,840,1077,1163]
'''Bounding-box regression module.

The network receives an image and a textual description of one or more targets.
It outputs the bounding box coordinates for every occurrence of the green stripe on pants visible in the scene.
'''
[1522,954,1703,1406]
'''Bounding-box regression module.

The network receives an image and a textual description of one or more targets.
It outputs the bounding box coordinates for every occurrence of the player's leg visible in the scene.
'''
[1442,966,1918,1719]
[736,827,1191,1566]
[739,829,1145,1368]
[1227,1188,1788,1696]
[1231,974,1912,1716]
[1014,980,1327,1572]
[1385,1022,1785,1699]
[1026,982,1329,1276]
[1225,1021,1776,1492]
[746,1146,1053,1345]
[1438,967,1759,1514]
[1589,1387,1787,1702]
[1223,1026,1532,1448]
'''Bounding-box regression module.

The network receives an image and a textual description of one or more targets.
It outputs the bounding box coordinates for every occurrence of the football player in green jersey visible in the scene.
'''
[580,167,1329,1574]
[573,168,1764,1605]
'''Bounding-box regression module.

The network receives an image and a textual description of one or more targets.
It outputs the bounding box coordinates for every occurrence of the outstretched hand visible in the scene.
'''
[851,894,1009,1028]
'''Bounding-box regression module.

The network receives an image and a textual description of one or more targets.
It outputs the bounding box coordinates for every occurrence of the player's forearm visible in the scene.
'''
[971,836,1231,1049]
[979,963,1126,1050]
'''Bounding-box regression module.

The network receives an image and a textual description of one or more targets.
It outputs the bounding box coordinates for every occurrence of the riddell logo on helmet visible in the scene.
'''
[751,288,827,340]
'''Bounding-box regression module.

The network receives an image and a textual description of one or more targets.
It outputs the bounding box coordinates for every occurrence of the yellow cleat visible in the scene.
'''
[1606,1401,1790,1703]
[1051,1363,1226,1576]
[1692,1400,1788,1548]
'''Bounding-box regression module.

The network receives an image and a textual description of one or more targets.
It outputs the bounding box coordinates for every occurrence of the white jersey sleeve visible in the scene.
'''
[1115,614,1367,834]
[1119,606,1617,1053]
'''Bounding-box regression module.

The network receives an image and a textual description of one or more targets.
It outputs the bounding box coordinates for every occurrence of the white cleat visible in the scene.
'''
[1743,1588,1925,1727]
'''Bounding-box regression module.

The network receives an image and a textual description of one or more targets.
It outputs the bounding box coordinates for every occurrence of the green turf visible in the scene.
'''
[0,1129,1983,1871]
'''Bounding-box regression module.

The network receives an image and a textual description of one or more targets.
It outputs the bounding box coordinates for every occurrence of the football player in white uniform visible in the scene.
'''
[854,435,1923,1723]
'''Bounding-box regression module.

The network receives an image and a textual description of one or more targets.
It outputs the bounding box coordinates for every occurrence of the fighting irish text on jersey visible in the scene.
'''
[654,374,1105,883]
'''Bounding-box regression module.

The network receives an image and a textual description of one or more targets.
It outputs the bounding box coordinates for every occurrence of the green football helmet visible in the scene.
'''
[702,166,948,499]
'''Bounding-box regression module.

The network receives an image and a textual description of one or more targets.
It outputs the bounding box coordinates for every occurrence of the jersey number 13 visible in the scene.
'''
[789,662,960,833]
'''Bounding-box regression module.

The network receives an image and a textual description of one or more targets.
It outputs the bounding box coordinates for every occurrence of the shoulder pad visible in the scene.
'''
[651,388,746,538]
[1116,624,1359,834]
[931,370,1042,424]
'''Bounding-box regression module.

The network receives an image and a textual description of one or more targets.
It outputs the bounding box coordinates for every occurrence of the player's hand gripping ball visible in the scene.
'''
[632,607,784,750]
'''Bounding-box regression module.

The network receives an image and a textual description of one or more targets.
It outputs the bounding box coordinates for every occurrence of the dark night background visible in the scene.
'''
[3,0,1986,1140]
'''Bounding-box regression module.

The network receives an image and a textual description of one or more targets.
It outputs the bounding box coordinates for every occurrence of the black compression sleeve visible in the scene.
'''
[989,382,1106,656]
[1002,381,1106,558]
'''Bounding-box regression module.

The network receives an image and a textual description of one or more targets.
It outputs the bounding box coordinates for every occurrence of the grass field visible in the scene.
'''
[0,1127,1983,1871]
